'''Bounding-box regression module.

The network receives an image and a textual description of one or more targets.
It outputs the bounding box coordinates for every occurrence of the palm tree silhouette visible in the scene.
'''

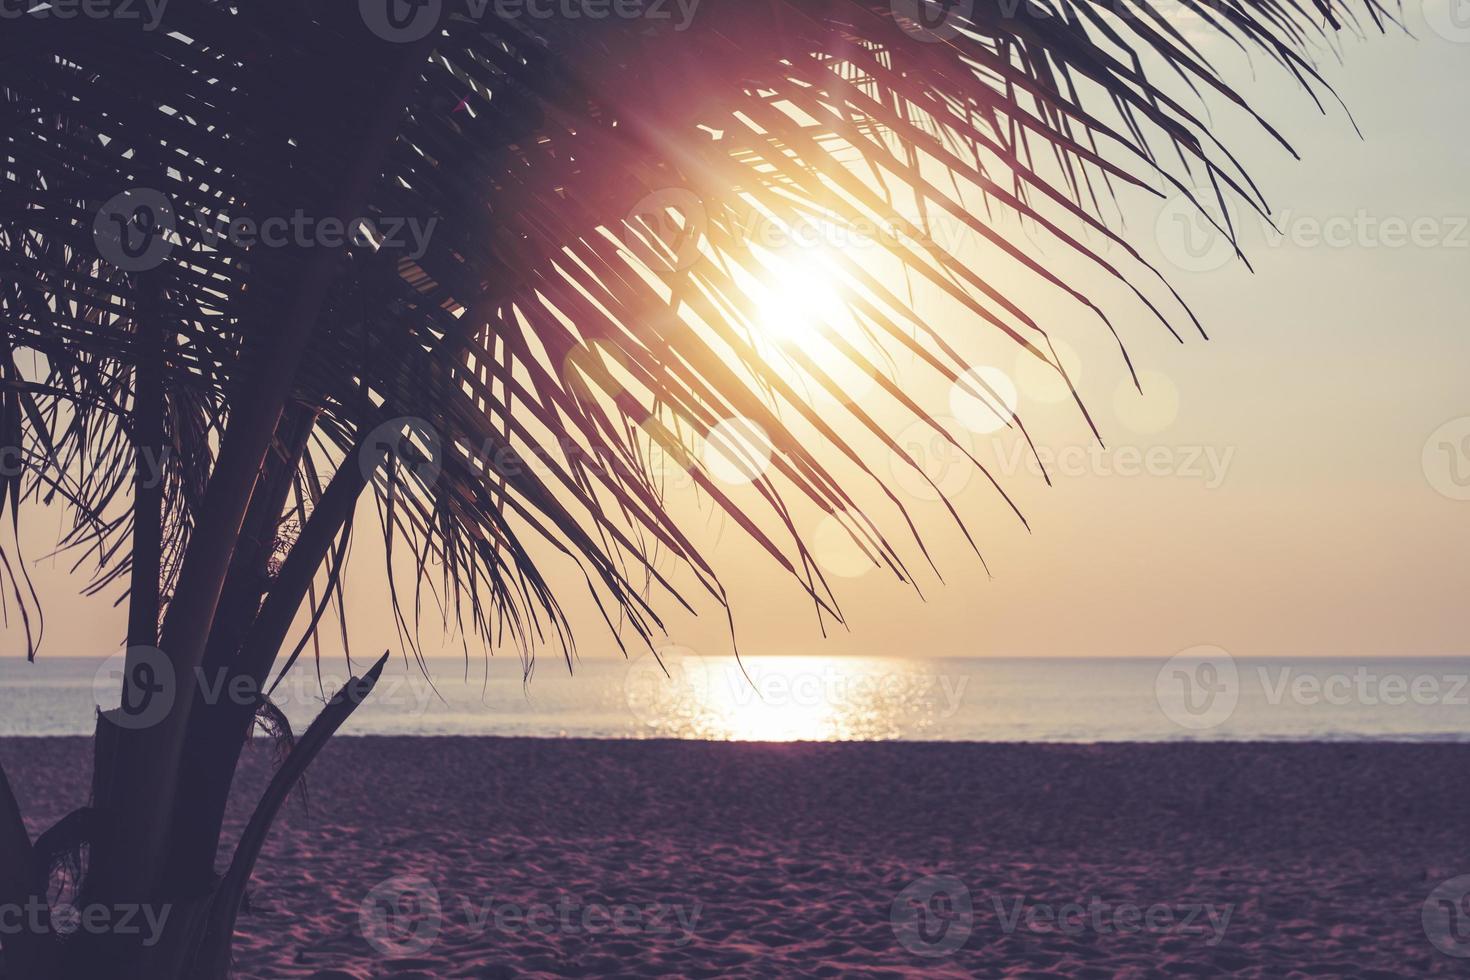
[0,1,1387,976]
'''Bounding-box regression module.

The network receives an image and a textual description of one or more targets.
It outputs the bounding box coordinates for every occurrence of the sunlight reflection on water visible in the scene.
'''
[624,651,963,741]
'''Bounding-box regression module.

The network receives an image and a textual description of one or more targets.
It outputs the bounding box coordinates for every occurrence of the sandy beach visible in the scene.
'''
[3,738,1465,977]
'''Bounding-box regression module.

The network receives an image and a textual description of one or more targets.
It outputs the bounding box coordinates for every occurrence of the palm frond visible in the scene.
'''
[0,0,1385,670]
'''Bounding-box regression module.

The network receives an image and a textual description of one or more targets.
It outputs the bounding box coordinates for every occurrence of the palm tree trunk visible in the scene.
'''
[161,405,318,897]
[56,30,442,980]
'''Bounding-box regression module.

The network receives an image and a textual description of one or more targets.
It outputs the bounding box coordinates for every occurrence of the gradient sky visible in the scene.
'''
[6,11,1468,667]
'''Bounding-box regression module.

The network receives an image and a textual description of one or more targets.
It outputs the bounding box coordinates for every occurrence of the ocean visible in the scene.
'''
[4,653,1470,742]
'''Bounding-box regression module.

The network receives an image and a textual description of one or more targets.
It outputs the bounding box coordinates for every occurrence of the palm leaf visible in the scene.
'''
[1,0,1383,670]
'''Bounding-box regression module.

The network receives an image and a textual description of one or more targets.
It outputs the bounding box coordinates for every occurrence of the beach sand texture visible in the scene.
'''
[3,738,1464,977]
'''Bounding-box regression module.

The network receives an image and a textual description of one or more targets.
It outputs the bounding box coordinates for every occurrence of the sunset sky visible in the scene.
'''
[6,13,1468,667]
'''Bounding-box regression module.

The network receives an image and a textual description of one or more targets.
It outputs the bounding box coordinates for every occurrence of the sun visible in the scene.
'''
[742,247,884,407]
[753,251,851,344]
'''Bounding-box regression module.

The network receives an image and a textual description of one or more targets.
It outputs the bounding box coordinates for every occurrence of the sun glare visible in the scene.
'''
[753,252,851,344]
[625,653,950,741]
[740,248,885,406]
